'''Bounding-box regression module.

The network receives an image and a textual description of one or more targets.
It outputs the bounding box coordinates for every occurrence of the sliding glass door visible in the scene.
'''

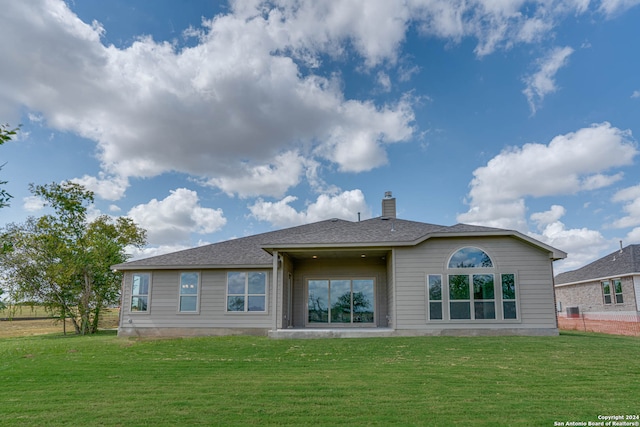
[308,279,375,325]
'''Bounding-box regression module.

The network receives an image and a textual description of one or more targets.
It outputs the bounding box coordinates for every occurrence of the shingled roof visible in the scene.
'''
[555,244,640,285]
[113,216,565,270]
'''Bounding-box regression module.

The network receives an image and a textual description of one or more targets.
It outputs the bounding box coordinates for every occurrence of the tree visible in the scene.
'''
[0,123,20,210]
[0,182,146,334]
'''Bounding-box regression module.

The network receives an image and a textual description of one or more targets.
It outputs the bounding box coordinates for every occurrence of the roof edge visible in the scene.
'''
[555,272,640,287]
[112,263,272,271]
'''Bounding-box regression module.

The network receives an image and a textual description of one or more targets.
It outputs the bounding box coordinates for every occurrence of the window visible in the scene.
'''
[502,274,517,319]
[227,272,267,312]
[473,274,495,319]
[448,274,496,320]
[602,281,612,305]
[307,278,375,324]
[131,273,150,312]
[448,247,493,268]
[613,279,624,304]
[428,275,443,320]
[179,272,200,313]
[437,247,517,321]
[449,275,471,319]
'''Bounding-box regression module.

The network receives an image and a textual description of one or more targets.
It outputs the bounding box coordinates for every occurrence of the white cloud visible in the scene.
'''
[530,205,566,230]
[599,0,640,16]
[127,188,226,245]
[249,189,371,228]
[258,1,412,67]
[377,71,392,92]
[530,221,609,273]
[0,1,415,199]
[632,90,640,98]
[523,46,574,114]
[71,174,129,201]
[125,242,203,261]
[205,151,305,199]
[626,227,640,243]
[315,97,415,172]
[23,196,45,212]
[410,0,587,57]
[458,122,637,231]
[528,204,609,273]
[0,1,604,200]
[611,183,640,229]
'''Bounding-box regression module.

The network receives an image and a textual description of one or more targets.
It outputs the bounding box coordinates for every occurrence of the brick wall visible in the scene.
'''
[555,276,637,315]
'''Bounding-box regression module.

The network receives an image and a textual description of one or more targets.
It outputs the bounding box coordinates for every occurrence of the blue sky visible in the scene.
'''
[1,0,640,273]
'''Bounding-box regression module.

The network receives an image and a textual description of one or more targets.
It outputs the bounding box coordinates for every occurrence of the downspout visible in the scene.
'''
[551,258,559,330]
[272,250,279,332]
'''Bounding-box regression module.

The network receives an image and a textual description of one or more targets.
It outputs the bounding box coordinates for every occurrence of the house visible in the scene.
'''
[555,244,640,323]
[112,192,567,338]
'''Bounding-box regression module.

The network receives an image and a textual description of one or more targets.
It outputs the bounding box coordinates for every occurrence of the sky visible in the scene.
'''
[1,0,640,274]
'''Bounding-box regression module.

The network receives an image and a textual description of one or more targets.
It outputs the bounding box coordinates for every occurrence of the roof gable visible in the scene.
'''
[555,244,640,285]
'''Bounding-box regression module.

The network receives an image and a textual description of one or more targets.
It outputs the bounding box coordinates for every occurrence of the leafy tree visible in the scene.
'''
[0,123,19,210]
[0,182,146,334]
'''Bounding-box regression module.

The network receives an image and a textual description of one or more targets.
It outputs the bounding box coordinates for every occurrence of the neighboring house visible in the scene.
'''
[555,244,640,321]
[113,193,567,338]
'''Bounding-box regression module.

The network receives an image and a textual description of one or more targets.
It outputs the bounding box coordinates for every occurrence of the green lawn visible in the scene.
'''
[1,332,638,426]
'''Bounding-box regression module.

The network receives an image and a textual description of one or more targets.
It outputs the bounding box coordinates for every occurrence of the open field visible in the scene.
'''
[0,307,119,338]
[1,331,638,426]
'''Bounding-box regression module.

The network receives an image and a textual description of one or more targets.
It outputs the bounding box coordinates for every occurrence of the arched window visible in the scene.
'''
[447,247,495,320]
[448,247,493,268]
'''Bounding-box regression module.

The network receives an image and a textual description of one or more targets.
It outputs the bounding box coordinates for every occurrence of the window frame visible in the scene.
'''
[447,246,494,269]
[473,274,496,320]
[434,246,519,323]
[601,280,612,305]
[130,272,151,314]
[178,271,201,314]
[447,273,498,320]
[226,271,269,314]
[306,277,376,326]
[613,279,624,304]
[501,273,518,320]
[427,274,443,321]
[448,274,472,320]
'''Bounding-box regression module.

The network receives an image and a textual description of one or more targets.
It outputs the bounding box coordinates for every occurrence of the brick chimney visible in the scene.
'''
[382,191,396,219]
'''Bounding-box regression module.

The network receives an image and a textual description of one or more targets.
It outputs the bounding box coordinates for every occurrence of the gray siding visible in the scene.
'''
[393,236,557,331]
[386,252,395,328]
[119,269,273,335]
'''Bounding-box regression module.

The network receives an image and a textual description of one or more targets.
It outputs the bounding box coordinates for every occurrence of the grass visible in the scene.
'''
[0,332,638,426]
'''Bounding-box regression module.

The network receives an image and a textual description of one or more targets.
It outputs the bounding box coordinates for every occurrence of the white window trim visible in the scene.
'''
[602,280,612,305]
[178,271,201,314]
[613,278,624,304]
[435,271,520,323]
[447,246,494,269]
[130,272,151,314]
[426,274,444,322]
[225,271,269,314]
[501,273,518,320]
[448,274,474,320]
